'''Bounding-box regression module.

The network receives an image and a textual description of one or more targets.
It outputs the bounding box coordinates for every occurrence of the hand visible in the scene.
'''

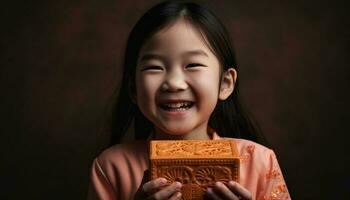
[205,181,252,200]
[134,177,182,200]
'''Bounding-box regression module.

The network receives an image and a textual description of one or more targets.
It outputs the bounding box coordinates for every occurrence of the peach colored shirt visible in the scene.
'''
[87,132,291,200]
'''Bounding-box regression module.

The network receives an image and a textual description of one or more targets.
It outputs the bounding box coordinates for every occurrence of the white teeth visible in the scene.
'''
[160,102,193,111]
[163,102,191,108]
[165,102,190,108]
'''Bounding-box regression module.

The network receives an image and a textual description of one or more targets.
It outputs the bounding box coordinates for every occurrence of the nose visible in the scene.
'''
[161,68,188,92]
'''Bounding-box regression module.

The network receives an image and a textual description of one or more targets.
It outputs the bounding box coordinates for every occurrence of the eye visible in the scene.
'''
[141,66,163,71]
[186,63,206,68]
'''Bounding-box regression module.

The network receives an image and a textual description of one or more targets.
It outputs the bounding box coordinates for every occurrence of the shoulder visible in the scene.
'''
[222,137,276,166]
[233,138,272,154]
[89,140,150,199]
[99,140,148,157]
[223,137,272,154]
[96,140,149,169]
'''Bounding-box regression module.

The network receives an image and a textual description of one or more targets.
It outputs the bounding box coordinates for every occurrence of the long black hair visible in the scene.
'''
[107,1,267,146]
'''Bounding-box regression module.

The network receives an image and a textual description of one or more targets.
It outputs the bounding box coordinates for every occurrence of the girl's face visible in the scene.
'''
[135,19,236,139]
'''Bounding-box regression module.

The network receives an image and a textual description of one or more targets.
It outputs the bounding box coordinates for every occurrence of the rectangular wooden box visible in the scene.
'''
[150,140,240,200]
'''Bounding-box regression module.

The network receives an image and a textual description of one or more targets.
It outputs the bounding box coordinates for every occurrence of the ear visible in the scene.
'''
[219,68,237,100]
[128,79,137,104]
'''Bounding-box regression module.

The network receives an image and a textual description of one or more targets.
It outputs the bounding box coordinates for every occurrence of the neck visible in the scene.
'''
[153,126,212,140]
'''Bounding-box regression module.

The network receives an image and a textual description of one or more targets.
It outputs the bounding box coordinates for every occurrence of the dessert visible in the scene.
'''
[150,140,240,200]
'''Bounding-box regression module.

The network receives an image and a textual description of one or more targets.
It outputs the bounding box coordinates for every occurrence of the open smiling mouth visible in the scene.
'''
[159,102,195,111]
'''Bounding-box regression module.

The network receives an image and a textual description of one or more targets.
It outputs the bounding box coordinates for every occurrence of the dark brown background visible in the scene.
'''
[1,0,349,199]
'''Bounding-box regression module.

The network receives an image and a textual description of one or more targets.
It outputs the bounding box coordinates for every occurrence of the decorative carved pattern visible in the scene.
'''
[182,184,202,200]
[150,140,240,200]
[159,166,193,184]
[154,140,234,157]
[194,166,231,186]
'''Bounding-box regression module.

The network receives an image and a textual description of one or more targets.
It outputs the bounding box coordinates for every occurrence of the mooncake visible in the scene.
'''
[150,140,240,200]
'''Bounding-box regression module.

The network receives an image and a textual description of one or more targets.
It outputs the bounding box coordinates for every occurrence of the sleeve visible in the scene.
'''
[87,158,117,200]
[257,150,291,200]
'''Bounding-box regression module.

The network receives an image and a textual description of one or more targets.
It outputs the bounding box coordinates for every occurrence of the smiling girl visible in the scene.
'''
[87,1,291,200]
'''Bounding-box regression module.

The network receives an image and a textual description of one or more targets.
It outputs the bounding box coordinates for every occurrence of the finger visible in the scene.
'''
[213,182,240,200]
[205,187,223,200]
[227,181,252,200]
[143,178,168,194]
[168,191,182,200]
[152,181,182,200]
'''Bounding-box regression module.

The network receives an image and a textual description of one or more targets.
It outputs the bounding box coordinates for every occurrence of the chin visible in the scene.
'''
[160,126,193,136]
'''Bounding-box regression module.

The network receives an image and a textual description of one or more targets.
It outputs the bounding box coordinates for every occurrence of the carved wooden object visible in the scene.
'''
[150,140,240,200]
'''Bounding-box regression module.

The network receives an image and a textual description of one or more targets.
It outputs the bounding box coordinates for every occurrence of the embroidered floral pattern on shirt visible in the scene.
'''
[266,169,282,180]
[261,150,290,200]
[246,144,255,153]
[239,144,255,163]
[262,184,289,200]
[271,184,287,198]
[239,154,250,163]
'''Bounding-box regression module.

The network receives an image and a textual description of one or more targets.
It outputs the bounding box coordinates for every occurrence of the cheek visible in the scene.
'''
[194,70,220,94]
[191,70,221,108]
[136,75,161,107]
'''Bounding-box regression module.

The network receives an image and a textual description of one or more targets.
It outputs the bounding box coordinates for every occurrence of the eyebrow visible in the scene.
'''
[139,50,208,63]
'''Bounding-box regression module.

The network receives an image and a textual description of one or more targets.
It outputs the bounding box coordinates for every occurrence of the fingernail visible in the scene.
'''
[159,178,167,184]
[215,182,223,187]
[176,192,182,198]
[206,188,213,194]
[175,181,182,188]
[229,181,235,186]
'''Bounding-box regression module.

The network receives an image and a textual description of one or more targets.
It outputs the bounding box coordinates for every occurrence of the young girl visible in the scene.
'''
[87,1,291,200]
